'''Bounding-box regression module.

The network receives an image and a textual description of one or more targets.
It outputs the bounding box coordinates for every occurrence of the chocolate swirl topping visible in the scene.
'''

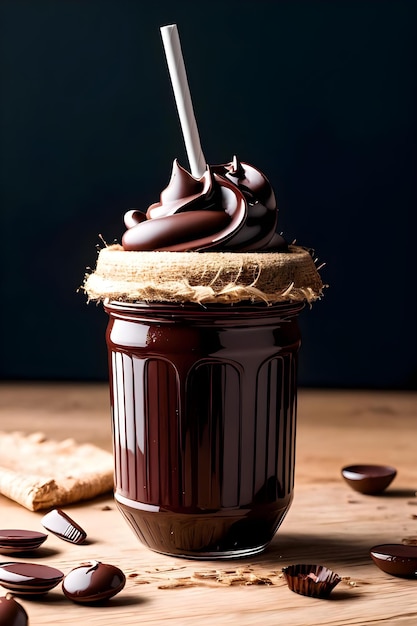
[122,156,287,252]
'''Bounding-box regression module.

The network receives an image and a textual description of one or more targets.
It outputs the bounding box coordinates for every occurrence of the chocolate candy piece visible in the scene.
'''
[341,464,397,495]
[282,564,341,598]
[0,594,28,626]
[0,529,48,554]
[0,562,64,595]
[62,560,126,604]
[370,544,417,578]
[41,508,87,544]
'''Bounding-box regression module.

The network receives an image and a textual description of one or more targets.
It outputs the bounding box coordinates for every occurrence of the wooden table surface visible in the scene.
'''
[0,383,416,625]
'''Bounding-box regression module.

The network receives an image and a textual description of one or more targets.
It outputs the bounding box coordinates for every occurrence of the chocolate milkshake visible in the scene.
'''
[85,156,323,558]
[83,24,324,558]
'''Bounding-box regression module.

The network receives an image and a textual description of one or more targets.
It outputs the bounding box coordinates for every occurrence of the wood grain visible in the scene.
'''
[0,384,416,625]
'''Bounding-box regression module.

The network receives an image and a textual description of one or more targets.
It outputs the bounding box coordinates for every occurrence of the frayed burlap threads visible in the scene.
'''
[83,244,324,305]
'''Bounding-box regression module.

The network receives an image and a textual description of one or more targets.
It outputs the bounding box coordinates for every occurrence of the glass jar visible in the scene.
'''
[104,300,303,559]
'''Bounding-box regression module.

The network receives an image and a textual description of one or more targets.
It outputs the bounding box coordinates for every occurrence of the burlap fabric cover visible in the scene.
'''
[84,244,323,305]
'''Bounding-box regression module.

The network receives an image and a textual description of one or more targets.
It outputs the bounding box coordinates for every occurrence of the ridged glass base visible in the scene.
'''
[115,493,291,559]
[159,544,269,561]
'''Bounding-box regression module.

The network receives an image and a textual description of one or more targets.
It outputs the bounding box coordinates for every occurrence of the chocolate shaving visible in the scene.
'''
[127,565,283,590]
[402,536,417,545]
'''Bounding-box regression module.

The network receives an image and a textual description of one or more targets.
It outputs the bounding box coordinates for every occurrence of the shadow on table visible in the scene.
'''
[252,531,373,568]
[382,488,416,498]
[26,589,149,607]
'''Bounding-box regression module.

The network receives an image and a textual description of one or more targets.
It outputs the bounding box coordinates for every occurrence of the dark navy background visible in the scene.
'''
[1,0,416,388]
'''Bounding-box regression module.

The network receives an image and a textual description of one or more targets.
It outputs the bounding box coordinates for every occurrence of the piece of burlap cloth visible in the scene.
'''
[84,244,324,304]
[0,431,114,511]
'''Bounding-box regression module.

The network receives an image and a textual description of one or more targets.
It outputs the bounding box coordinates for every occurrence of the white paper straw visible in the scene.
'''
[160,24,206,178]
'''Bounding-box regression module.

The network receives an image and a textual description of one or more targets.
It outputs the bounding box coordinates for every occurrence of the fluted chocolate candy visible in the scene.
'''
[282,564,341,598]
[62,560,126,604]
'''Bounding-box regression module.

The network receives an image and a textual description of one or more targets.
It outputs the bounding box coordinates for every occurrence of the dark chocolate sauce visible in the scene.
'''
[105,301,302,557]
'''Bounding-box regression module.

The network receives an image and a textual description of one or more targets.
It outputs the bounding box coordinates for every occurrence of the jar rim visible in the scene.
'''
[104,299,304,322]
